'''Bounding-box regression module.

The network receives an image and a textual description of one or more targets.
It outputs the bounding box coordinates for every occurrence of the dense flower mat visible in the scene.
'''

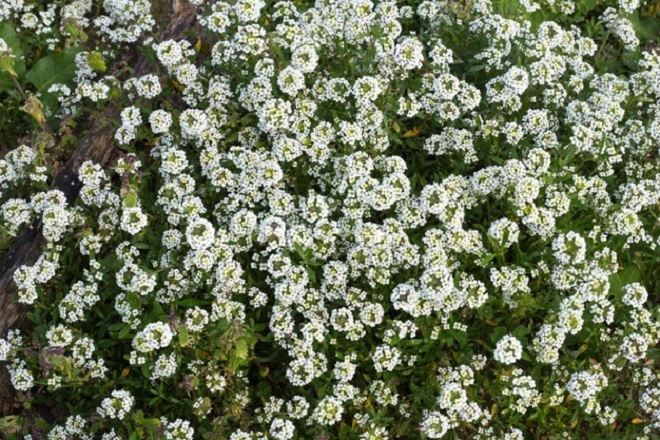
[0,0,659,438]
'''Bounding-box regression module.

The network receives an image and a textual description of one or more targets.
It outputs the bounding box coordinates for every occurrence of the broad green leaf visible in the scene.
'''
[629,10,660,40]
[0,55,16,77]
[0,24,23,58]
[35,418,49,430]
[512,325,530,339]
[24,45,84,108]
[609,265,643,300]
[608,272,622,297]
[0,23,26,89]
[619,264,643,285]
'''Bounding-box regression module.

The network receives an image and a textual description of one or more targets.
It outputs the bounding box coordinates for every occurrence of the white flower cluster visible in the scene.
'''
[493,335,523,365]
[7,360,34,391]
[93,0,154,43]
[602,7,639,52]
[163,418,195,440]
[14,250,61,304]
[97,389,135,420]
[132,321,174,353]
[566,366,609,413]
[0,338,11,361]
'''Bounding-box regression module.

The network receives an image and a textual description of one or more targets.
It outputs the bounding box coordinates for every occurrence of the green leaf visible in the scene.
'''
[24,46,84,108]
[0,24,23,59]
[619,264,643,285]
[609,265,643,300]
[560,144,578,166]
[293,241,306,260]
[0,23,26,88]
[107,323,125,331]
[86,51,106,72]
[306,266,317,283]
[453,330,468,348]
[608,272,622,298]
[480,253,497,266]
[234,339,248,360]
[35,417,49,430]
[118,324,132,340]
[490,326,507,344]
[20,94,45,126]
[64,23,88,43]
[512,325,530,339]
[0,416,23,435]
[0,55,16,77]
[178,327,189,347]
[123,191,138,208]
[26,312,39,325]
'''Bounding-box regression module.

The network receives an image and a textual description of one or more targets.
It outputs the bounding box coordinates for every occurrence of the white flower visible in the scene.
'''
[120,106,142,130]
[372,344,402,372]
[621,333,648,363]
[488,217,520,248]
[292,44,318,73]
[179,109,209,139]
[494,335,523,364]
[120,207,148,235]
[0,338,11,361]
[149,110,173,134]
[420,411,449,438]
[185,217,215,250]
[8,361,34,391]
[164,419,194,440]
[136,74,162,99]
[269,418,295,440]
[394,36,425,70]
[622,283,648,309]
[156,40,184,67]
[97,389,135,420]
[151,352,178,380]
[46,324,74,347]
[277,66,305,96]
[311,396,344,426]
[132,322,174,353]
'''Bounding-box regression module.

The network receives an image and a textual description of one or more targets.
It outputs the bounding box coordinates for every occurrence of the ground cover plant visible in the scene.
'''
[0,0,659,438]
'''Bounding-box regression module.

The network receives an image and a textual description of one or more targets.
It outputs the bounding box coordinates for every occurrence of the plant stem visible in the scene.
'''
[10,72,57,140]
[9,71,28,101]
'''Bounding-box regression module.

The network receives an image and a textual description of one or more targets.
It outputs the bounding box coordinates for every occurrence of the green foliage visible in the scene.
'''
[24,46,84,110]
[0,23,26,88]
